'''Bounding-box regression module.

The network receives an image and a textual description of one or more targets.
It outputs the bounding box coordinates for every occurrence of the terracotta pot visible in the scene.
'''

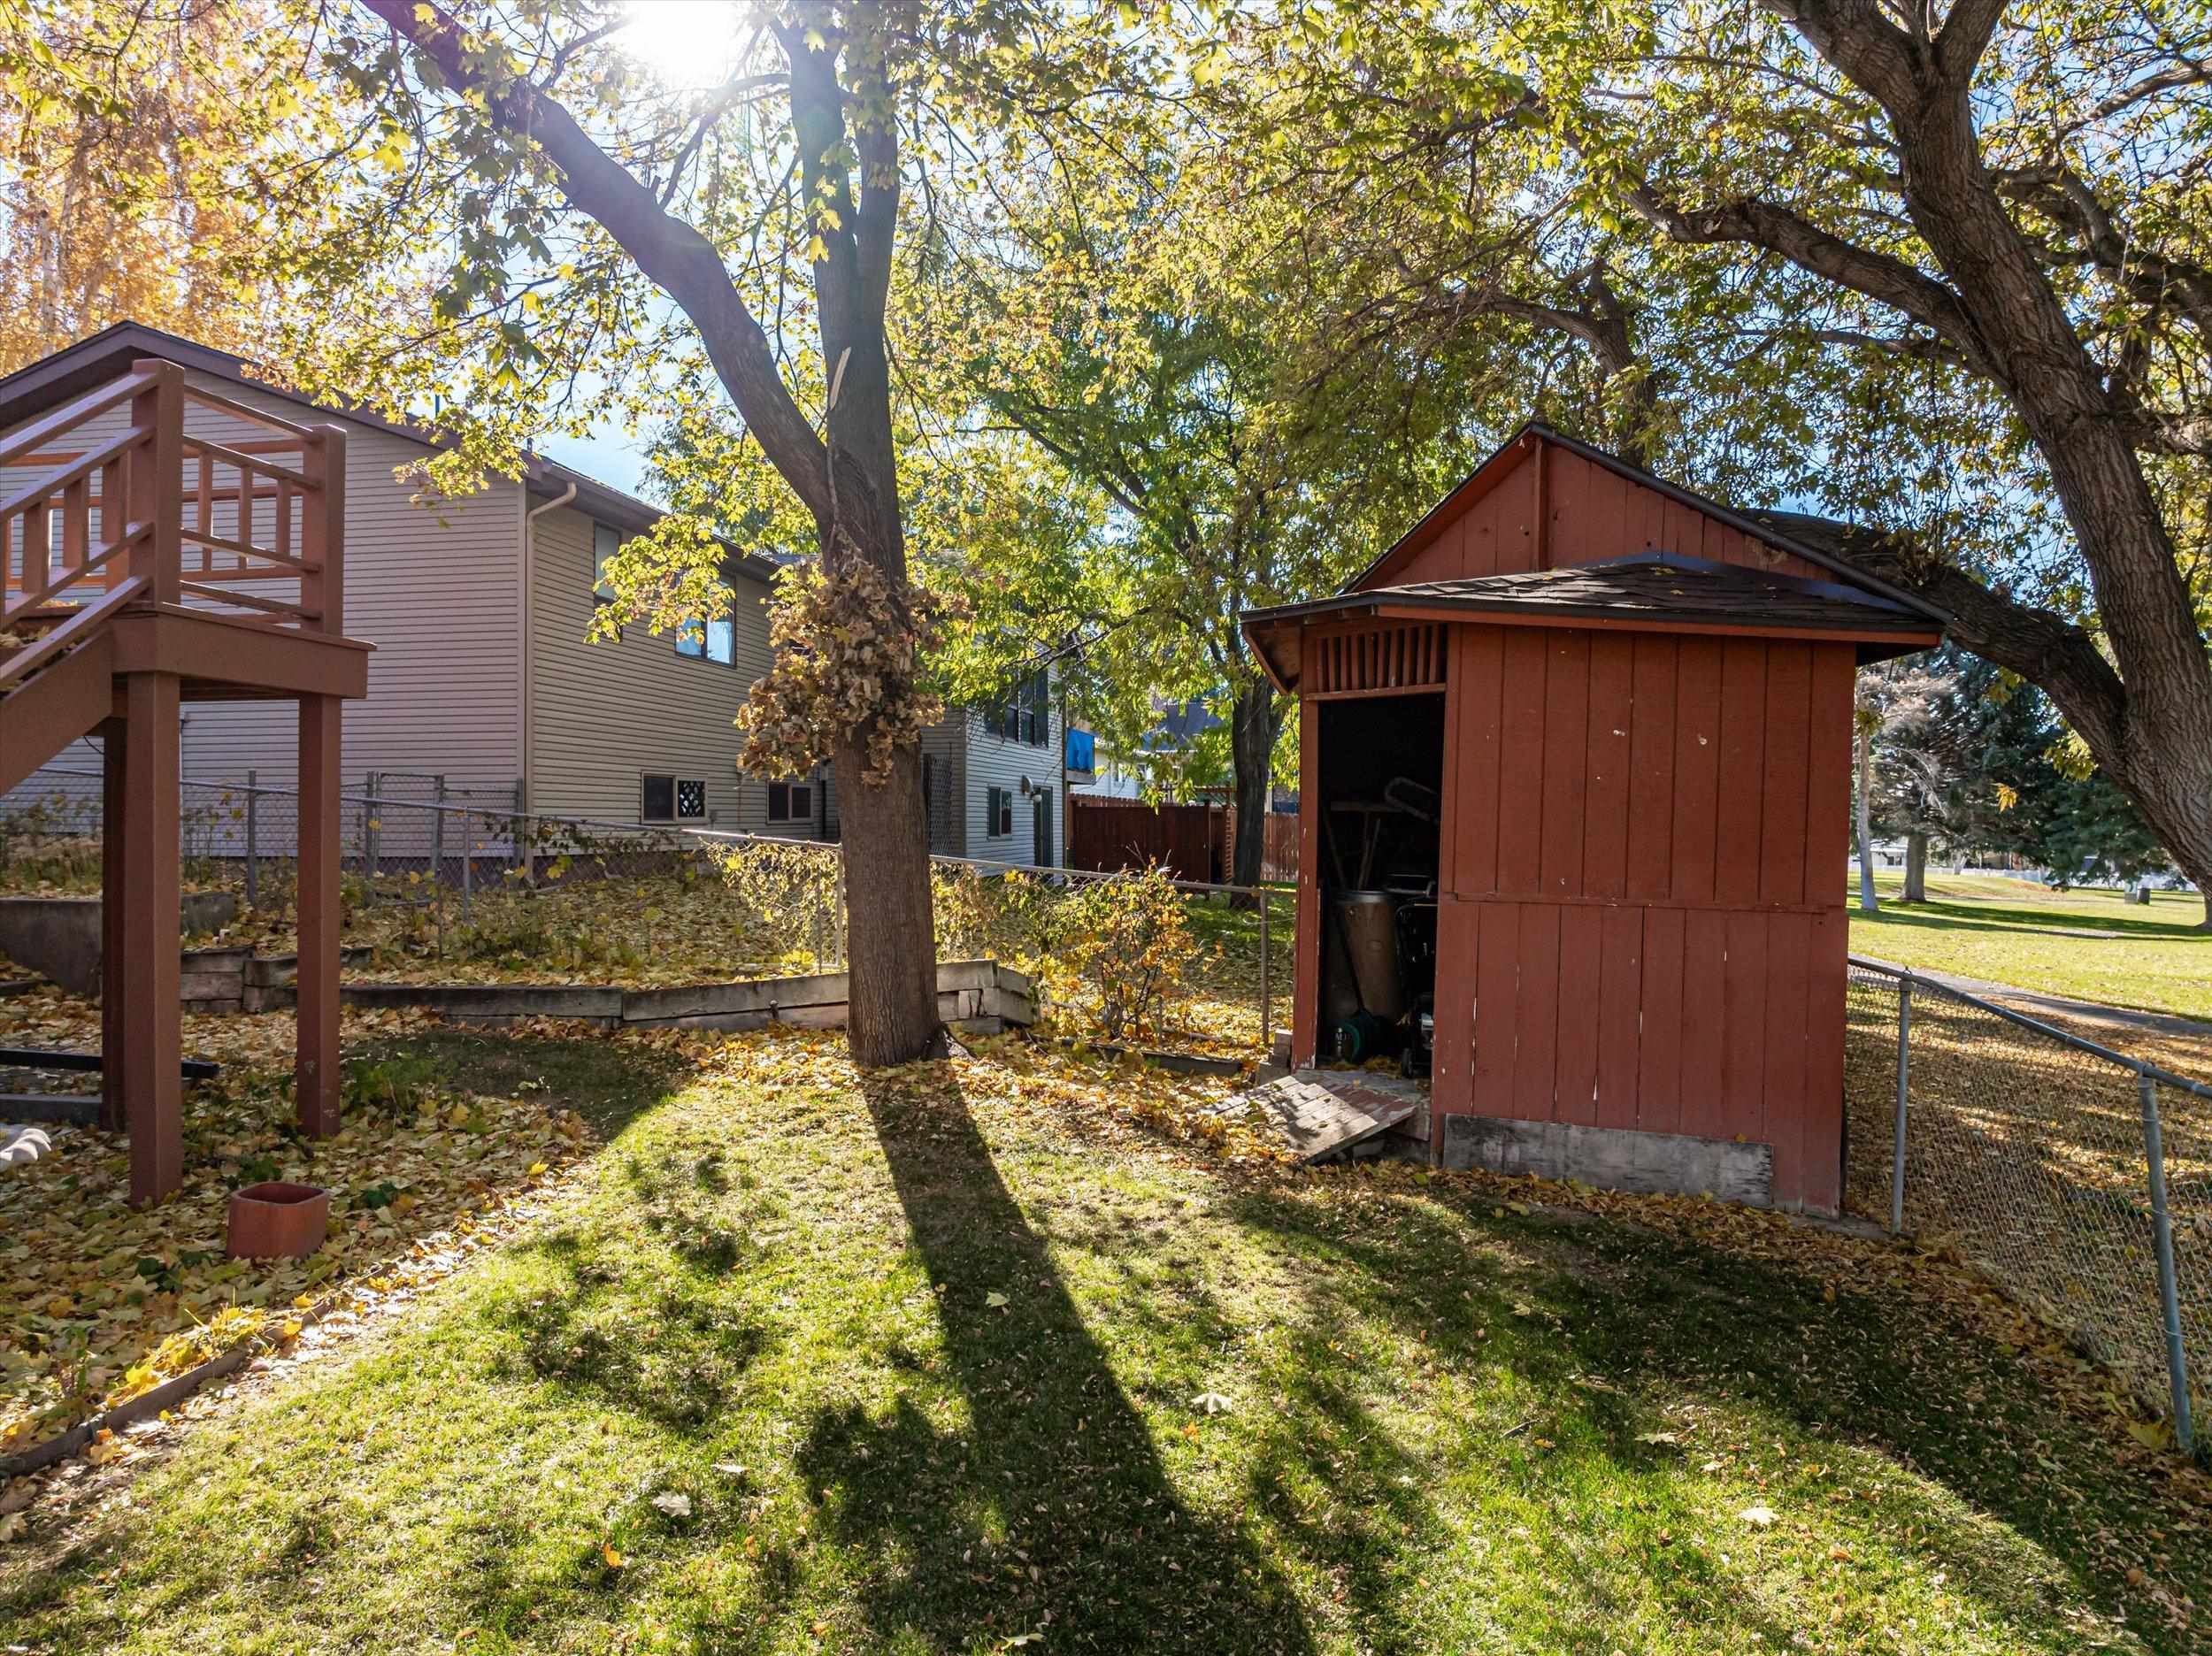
[227,1181,329,1261]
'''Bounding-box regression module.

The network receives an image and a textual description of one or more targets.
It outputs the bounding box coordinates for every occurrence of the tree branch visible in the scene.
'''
[360,0,834,523]
[1934,0,2008,86]
[1626,182,1993,372]
[1758,509,2131,755]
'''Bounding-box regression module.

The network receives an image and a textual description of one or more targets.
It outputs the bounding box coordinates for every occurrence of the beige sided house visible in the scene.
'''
[0,323,829,839]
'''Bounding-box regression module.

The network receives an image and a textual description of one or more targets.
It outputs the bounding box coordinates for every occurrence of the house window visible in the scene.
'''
[593,523,621,604]
[986,786,1013,838]
[990,671,1050,747]
[768,780,813,824]
[641,774,706,822]
[675,579,737,664]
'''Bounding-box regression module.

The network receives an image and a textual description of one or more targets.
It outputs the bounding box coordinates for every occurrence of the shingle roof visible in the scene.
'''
[1248,553,1939,639]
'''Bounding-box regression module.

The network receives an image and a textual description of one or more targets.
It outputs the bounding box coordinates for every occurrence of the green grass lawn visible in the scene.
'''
[4,1028,2205,1653]
[1843,871,2210,1021]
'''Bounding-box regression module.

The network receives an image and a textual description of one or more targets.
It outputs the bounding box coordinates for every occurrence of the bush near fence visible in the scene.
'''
[1846,959,2209,1450]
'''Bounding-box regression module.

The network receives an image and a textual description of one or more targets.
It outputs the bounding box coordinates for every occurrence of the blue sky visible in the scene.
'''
[538,419,657,499]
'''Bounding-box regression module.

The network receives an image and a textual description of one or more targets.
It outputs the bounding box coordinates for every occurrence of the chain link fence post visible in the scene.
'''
[1257,886,1271,1053]
[244,769,258,909]
[2140,1072,2197,1454]
[432,775,446,893]
[461,800,472,920]
[364,770,380,882]
[1890,975,1912,1235]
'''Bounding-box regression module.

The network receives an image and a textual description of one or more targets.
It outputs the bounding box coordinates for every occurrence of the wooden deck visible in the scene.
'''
[2,358,368,1202]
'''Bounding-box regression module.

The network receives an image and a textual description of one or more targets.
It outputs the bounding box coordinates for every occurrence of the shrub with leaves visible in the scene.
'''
[1042,867,1195,1042]
[932,862,1056,971]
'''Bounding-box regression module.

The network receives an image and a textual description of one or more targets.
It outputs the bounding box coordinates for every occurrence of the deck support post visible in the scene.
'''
[119,673,181,1204]
[98,717,127,1133]
[297,693,343,1138]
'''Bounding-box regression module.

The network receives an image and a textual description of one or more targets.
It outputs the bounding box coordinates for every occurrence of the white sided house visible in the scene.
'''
[0,323,828,840]
[920,667,1075,868]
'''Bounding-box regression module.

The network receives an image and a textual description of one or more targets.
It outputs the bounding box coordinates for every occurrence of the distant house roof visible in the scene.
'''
[0,319,778,583]
[1244,554,1942,690]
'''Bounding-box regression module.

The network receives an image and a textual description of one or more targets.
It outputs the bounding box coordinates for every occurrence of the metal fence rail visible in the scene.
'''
[1845,955,2209,1453]
[1,769,1291,1055]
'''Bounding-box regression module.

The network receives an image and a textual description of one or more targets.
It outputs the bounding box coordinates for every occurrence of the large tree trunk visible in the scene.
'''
[1900,96,2212,929]
[834,740,943,1066]
[1227,678,1281,896]
[1902,830,1928,904]
[1855,729,1879,914]
[370,0,950,1054]
[1619,15,2212,932]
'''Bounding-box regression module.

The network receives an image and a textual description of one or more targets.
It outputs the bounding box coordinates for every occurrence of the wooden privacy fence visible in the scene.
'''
[1067,797,1299,883]
[1067,797,1226,882]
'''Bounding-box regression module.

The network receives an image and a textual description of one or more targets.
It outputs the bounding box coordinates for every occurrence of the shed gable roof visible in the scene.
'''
[1347,421,1944,623]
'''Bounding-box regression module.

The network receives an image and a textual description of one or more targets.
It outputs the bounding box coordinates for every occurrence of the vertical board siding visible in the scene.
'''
[1669,639,1724,905]
[1582,633,1633,900]
[1450,626,1504,893]
[1537,632,1589,897]
[1678,910,1731,1138]
[1511,903,1563,1122]
[1760,644,1814,905]
[1800,908,1850,1213]
[1429,623,1857,1210]
[1762,911,1816,1201]
[1371,435,1824,591]
[1803,646,1857,907]
[1554,905,1603,1125]
[1635,907,1686,1136]
[1593,903,1642,1129]
[1494,629,1548,893]
[1624,634,1678,900]
[1472,900,1522,1108]
[1712,640,1770,907]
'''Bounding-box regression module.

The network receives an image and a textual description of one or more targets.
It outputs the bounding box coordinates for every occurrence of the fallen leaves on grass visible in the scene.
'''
[0,997,591,1453]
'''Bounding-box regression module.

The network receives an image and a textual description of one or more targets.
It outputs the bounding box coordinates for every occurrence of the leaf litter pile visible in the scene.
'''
[4,1015,2211,1650]
[0,987,589,1456]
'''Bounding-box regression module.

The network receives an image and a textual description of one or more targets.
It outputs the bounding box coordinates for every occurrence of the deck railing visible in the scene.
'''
[0,357,345,690]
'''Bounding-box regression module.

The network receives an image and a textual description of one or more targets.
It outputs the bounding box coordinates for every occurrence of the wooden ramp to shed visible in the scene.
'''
[1210,1070,1424,1162]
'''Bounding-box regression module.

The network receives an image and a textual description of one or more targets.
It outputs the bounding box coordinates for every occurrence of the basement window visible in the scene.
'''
[642,774,706,823]
[768,780,813,824]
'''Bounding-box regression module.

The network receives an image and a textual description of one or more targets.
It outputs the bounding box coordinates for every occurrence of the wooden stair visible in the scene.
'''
[1,625,117,795]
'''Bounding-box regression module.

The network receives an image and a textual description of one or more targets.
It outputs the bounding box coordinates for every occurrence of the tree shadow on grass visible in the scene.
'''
[1228,1178,2209,1653]
[794,1067,1317,1654]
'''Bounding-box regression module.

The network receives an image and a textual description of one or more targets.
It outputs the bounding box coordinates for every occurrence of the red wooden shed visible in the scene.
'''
[1241,424,1944,1215]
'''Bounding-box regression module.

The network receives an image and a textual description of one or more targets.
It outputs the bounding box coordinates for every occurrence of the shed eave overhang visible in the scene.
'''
[1241,576,1943,695]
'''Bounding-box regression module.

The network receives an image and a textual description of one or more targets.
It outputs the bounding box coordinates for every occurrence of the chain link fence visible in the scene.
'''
[1845,956,2209,1453]
[0,769,1291,1056]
